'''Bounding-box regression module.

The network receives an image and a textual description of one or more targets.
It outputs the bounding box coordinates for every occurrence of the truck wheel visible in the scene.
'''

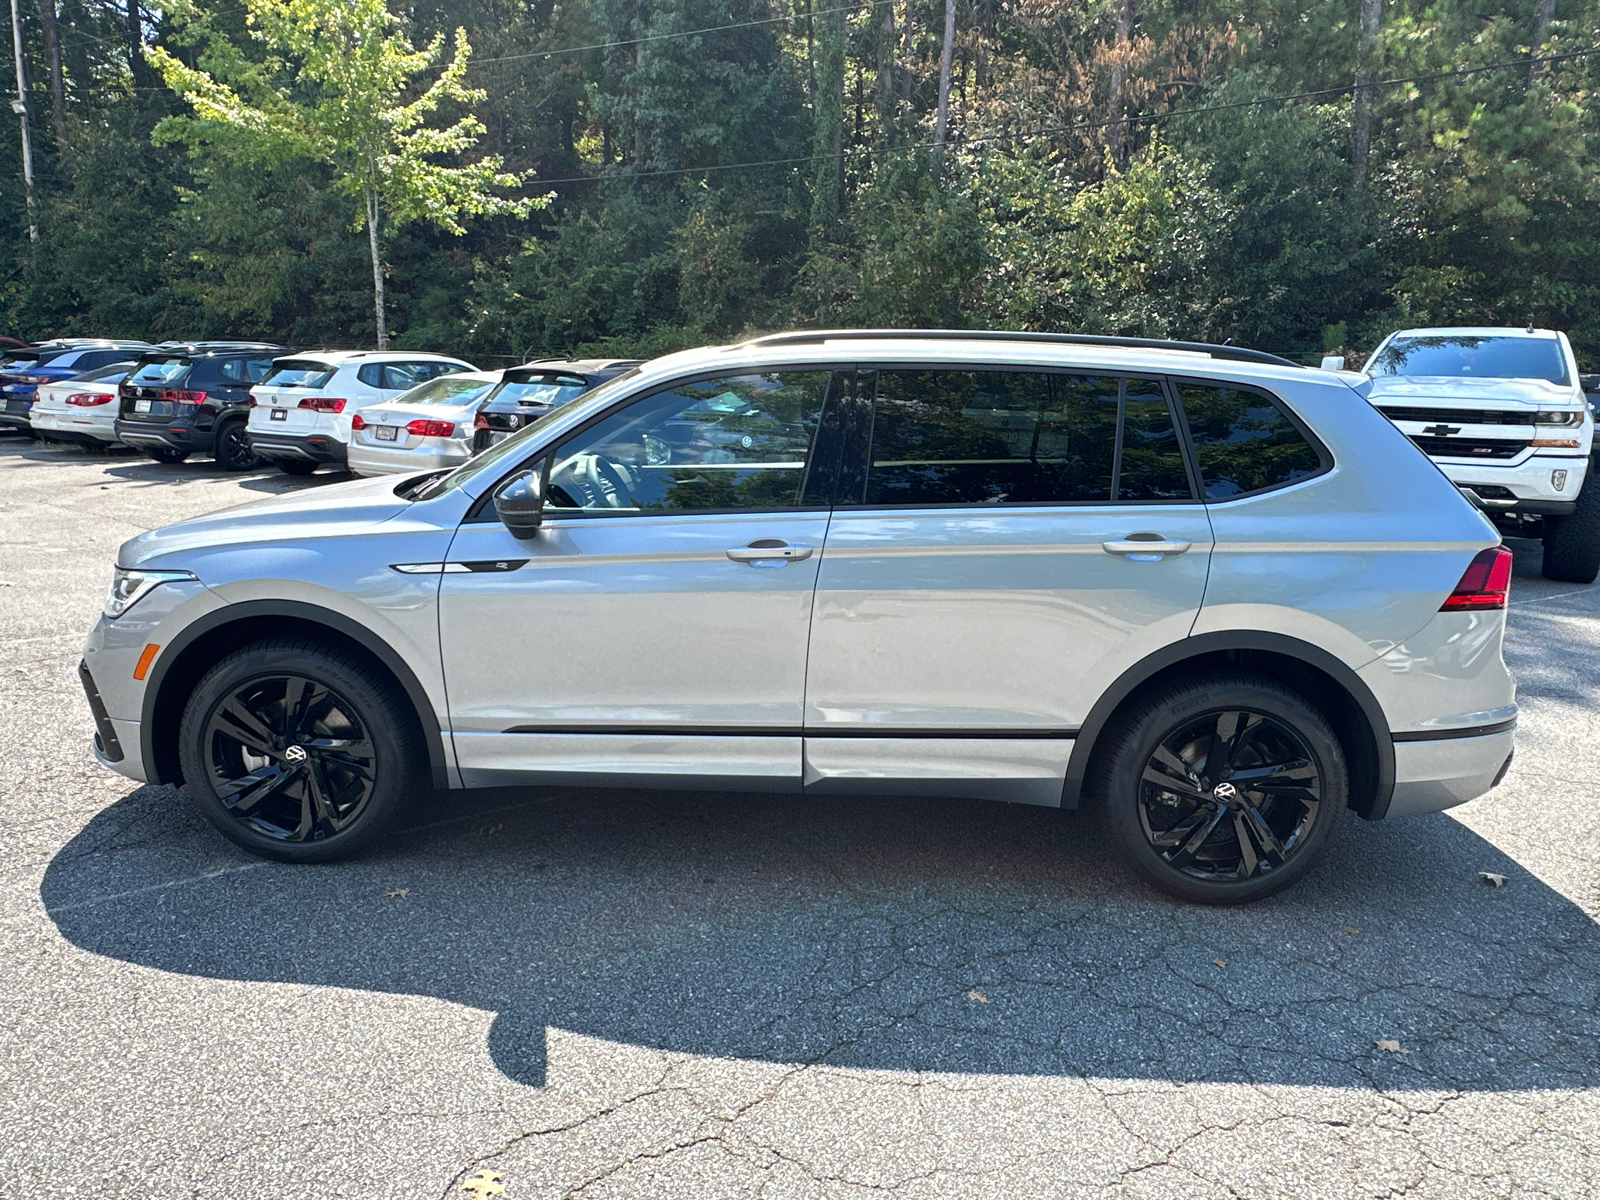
[1542,465,1600,584]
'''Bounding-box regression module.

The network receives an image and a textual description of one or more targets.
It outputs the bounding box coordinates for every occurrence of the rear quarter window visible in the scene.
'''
[1176,381,1325,499]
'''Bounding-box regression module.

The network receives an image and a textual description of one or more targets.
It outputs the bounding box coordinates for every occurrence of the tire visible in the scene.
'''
[1091,671,1348,904]
[212,417,261,471]
[177,637,424,863]
[1542,464,1600,583]
[146,446,191,464]
[277,459,319,476]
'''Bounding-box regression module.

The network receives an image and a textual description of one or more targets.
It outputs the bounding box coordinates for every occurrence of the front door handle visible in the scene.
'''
[1103,534,1191,561]
[726,538,815,565]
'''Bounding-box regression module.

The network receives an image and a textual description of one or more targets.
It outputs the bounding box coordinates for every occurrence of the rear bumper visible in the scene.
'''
[114,417,217,454]
[348,439,470,476]
[248,430,348,464]
[31,408,119,442]
[1385,726,1517,818]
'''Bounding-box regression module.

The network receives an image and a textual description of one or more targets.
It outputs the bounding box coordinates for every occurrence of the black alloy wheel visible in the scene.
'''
[146,446,191,464]
[1094,673,1347,904]
[179,638,421,862]
[213,417,261,471]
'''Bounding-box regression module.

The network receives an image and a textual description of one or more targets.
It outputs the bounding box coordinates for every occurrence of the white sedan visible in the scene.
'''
[346,370,503,477]
[29,363,139,447]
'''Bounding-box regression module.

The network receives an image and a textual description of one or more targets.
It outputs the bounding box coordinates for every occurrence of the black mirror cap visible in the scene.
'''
[493,469,546,539]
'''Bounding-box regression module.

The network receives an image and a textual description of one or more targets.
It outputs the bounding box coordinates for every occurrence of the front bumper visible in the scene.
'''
[249,429,348,465]
[1441,453,1589,513]
[1386,727,1517,818]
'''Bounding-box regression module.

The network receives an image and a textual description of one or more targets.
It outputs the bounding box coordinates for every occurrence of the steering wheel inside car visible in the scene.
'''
[550,453,638,509]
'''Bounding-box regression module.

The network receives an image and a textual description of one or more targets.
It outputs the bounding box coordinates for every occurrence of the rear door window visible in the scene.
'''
[1175,381,1325,499]
[858,369,1192,506]
[381,362,450,391]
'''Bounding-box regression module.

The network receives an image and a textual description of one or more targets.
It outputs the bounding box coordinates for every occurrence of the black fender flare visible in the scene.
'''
[1060,630,1395,818]
[140,599,450,789]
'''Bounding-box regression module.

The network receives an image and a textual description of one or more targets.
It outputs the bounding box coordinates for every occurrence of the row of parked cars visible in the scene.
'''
[5,326,1600,584]
[0,337,637,477]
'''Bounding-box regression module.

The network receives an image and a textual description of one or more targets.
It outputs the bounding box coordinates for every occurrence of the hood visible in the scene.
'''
[1361,375,1575,405]
[117,473,413,569]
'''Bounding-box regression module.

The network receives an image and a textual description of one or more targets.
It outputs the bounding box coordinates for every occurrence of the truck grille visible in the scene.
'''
[1378,406,1533,426]
[1409,435,1525,459]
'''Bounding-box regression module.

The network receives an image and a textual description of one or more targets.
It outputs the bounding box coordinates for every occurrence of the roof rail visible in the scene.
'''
[739,329,1306,370]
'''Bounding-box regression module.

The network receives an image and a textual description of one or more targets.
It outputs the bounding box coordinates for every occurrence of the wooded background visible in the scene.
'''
[2,0,1595,364]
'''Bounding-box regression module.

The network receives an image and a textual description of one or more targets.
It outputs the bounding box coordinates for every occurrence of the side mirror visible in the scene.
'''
[1580,373,1600,394]
[1320,355,1346,371]
[493,469,545,539]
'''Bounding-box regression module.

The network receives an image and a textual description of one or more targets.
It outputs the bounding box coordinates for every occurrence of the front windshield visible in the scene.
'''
[410,366,643,501]
[394,375,498,407]
[1368,335,1570,385]
[485,374,591,409]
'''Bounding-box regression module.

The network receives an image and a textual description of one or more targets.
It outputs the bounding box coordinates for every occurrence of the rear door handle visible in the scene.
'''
[726,539,815,565]
[1103,535,1191,561]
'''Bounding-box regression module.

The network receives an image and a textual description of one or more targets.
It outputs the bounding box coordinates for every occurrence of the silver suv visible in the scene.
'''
[80,331,1516,903]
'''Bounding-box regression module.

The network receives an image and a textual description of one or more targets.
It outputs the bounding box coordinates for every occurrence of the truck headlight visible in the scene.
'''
[105,568,197,618]
[1534,410,1584,426]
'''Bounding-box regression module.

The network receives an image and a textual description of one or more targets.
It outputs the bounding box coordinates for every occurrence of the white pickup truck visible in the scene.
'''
[1342,327,1599,583]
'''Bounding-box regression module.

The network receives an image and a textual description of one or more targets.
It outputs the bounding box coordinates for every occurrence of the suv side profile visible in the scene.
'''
[82,331,1515,904]
[113,343,287,468]
[247,351,476,475]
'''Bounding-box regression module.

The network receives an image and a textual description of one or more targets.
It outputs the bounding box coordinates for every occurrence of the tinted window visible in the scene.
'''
[545,371,831,514]
[395,376,497,406]
[382,361,459,390]
[487,373,591,409]
[1368,335,1569,385]
[262,361,336,387]
[129,357,193,386]
[1178,382,1323,499]
[861,370,1190,506]
[220,356,277,383]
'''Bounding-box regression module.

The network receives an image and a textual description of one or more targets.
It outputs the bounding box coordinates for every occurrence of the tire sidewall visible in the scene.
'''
[1098,677,1348,904]
[213,416,260,471]
[177,643,415,862]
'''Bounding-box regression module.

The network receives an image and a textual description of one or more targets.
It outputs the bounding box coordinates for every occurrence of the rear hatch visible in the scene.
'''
[249,360,339,433]
[118,356,197,425]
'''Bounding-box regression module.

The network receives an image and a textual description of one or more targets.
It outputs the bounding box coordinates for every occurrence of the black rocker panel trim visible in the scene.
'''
[1391,718,1516,742]
[140,600,450,790]
[502,725,1079,738]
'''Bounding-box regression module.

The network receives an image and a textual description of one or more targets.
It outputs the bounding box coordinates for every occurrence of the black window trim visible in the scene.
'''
[832,361,1202,513]
[465,363,851,523]
[1166,374,1335,504]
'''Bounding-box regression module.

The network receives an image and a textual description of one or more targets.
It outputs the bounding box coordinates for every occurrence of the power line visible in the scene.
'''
[513,44,1600,188]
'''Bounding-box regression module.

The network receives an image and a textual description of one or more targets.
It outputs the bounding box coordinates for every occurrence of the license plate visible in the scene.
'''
[270,408,286,421]
[134,399,152,413]
[374,425,398,441]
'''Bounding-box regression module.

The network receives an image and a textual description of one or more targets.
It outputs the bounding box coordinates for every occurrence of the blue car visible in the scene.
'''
[0,339,156,435]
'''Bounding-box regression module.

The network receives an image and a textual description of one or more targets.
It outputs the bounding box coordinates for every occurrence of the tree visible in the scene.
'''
[149,0,537,347]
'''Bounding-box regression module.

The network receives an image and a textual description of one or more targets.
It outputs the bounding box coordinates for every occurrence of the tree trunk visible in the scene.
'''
[366,187,388,350]
[1528,0,1555,87]
[877,1,894,136]
[1351,0,1381,188]
[932,0,955,154]
[900,0,915,103]
[1107,0,1132,165]
[33,0,63,141]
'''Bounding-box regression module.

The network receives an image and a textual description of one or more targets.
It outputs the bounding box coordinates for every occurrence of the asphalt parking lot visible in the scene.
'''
[3,435,1599,1200]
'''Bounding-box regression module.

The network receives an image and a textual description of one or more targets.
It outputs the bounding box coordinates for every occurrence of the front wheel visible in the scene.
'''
[1092,672,1347,904]
[1542,464,1600,583]
[212,417,261,471]
[277,458,319,476]
[146,446,191,464]
[177,637,424,862]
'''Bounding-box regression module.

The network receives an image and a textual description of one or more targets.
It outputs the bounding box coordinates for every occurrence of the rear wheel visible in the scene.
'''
[177,638,423,862]
[277,459,319,476]
[1092,672,1347,904]
[146,446,190,464]
[212,417,260,471]
[1542,464,1600,583]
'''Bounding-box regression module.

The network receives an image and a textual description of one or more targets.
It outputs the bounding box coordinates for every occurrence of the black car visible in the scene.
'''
[471,358,640,452]
[114,342,288,469]
[0,339,155,434]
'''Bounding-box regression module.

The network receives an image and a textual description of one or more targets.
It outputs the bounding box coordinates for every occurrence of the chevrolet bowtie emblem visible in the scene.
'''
[1420,423,1461,437]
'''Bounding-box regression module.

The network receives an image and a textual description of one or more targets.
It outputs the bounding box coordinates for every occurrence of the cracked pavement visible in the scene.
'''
[2,437,1598,1199]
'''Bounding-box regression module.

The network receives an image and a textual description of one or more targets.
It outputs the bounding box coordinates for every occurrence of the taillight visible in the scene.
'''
[350,414,366,430]
[247,396,258,407]
[473,413,488,429]
[297,397,347,413]
[406,419,455,438]
[159,388,206,403]
[1441,546,1513,611]
[66,392,113,406]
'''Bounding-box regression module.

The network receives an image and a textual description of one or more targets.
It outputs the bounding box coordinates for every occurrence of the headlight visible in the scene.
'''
[1535,410,1585,427]
[104,567,197,618]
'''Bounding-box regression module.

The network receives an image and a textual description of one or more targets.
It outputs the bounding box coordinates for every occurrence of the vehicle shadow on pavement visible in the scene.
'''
[41,783,1599,1093]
